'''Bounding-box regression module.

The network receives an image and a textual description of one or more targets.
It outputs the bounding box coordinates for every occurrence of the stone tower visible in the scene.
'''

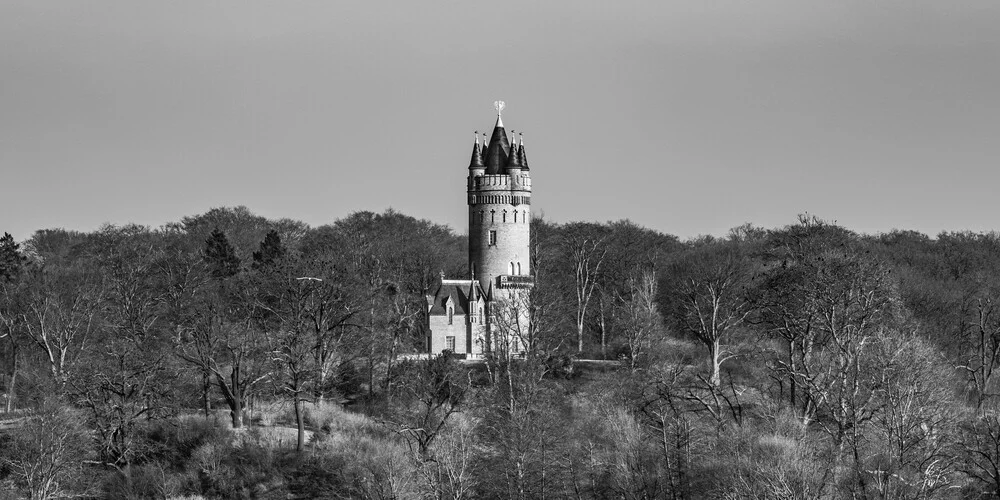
[468,101,532,294]
[424,101,532,358]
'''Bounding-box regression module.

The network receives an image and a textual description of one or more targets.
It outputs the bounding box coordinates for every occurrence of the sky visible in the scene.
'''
[1,0,998,242]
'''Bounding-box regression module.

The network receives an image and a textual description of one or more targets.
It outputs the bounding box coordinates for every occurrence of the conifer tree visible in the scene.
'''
[203,228,240,278]
[0,232,26,281]
[252,229,285,269]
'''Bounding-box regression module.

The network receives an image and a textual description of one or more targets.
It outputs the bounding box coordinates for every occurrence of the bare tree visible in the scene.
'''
[616,270,662,371]
[17,265,105,390]
[962,408,1000,498]
[671,243,754,387]
[176,283,269,429]
[562,225,607,354]
[2,400,93,500]
[958,294,1000,409]
[386,353,466,458]
[254,270,323,451]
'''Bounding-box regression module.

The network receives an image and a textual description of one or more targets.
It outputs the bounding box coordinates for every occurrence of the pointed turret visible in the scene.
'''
[505,130,522,173]
[483,117,510,175]
[469,131,485,172]
[517,133,529,171]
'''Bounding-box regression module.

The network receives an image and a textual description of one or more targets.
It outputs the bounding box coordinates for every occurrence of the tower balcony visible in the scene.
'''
[497,274,534,289]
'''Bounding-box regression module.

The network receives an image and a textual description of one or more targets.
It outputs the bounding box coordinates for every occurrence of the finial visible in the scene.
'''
[519,132,523,146]
[494,100,505,127]
[474,131,479,146]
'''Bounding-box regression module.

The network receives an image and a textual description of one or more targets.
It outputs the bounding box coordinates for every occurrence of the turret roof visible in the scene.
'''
[505,134,522,171]
[468,132,484,170]
[483,117,510,175]
[517,134,529,171]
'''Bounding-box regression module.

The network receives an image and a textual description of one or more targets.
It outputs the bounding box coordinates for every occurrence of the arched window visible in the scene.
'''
[447,305,454,325]
[502,210,507,223]
[517,262,521,275]
[513,211,517,223]
[510,262,515,275]
[491,210,495,224]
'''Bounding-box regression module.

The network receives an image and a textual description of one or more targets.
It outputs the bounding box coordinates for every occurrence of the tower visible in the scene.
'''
[468,101,532,294]
[425,101,533,358]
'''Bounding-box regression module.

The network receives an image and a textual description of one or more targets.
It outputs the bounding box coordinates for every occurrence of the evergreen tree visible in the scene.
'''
[252,230,285,269]
[203,228,240,278]
[0,232,26,281]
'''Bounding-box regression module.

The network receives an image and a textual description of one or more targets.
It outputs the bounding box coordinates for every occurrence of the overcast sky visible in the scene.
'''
[2,1,998,241]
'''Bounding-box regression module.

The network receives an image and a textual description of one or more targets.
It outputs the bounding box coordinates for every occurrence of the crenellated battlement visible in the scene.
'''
[470,173,531,191]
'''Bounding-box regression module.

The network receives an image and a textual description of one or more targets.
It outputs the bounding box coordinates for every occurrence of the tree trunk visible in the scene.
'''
[709,341,721,387]
[202,370,212,418]
[599,307,607,359]
[4,342,16,413]
[5,363,16,413]
[294,395,305,452]
[214,370,243,428]
[577,322,584,354]
[231,396,243,428]
[787,340,797,408]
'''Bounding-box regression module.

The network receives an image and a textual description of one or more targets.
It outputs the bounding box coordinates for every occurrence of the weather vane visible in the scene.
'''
[494,100,505,118]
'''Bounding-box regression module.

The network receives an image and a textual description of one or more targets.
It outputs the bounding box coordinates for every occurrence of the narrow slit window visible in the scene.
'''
[489,230,497,246]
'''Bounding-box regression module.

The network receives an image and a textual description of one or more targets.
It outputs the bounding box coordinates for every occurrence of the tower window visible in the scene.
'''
[503,210,507,223]
[446,336,456,351]
[514,211,517,223]
[447,306,454,325]
[489,230,497,246]
[491,210,495,224]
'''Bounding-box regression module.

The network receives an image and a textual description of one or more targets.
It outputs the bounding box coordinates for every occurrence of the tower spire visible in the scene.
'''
[518,133,529,170]
[469,130,484,170]
[483,100,510,174]
[505,130,522,171]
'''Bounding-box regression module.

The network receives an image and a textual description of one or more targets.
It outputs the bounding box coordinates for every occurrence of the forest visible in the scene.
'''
[2,206,1000,499]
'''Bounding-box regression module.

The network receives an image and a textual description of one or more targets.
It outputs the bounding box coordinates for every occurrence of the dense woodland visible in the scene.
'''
[2,206,1000,499]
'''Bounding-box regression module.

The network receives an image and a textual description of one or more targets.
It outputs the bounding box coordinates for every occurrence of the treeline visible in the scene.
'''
[1,208,1000,499]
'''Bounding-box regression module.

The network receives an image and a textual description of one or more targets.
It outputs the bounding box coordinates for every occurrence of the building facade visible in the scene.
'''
[426,102,533,357]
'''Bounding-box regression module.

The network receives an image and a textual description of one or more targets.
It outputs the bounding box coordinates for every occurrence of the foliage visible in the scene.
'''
[4,208,1000,498]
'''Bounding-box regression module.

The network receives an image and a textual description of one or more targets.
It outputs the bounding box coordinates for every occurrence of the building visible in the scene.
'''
[426,102,533,358]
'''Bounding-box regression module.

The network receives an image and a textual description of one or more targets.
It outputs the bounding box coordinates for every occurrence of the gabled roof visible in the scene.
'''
[428,279,488,316]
